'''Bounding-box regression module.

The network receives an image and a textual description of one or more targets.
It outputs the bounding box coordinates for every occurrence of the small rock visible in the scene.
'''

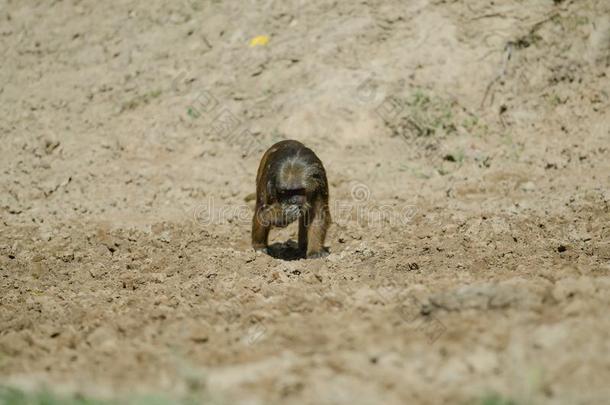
[158,230,171,243]
[60,251,74,262]
[354,242,374,259]
[521,181,536,192]
[44,139,60,154]
[188,324,210,344]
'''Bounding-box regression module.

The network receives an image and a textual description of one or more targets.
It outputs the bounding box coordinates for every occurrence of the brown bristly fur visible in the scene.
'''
[252,140,331,259]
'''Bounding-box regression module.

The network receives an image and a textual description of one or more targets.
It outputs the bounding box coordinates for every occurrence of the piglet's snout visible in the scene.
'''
[289,195,306,206]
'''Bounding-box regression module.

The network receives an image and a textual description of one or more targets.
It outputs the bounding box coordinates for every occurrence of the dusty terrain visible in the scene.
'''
[1,0,609,404]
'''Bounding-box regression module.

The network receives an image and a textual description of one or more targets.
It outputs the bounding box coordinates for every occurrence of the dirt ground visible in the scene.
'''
[1,0,609,404]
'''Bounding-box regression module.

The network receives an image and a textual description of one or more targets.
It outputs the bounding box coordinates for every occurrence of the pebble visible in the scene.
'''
[521,181,536,192]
